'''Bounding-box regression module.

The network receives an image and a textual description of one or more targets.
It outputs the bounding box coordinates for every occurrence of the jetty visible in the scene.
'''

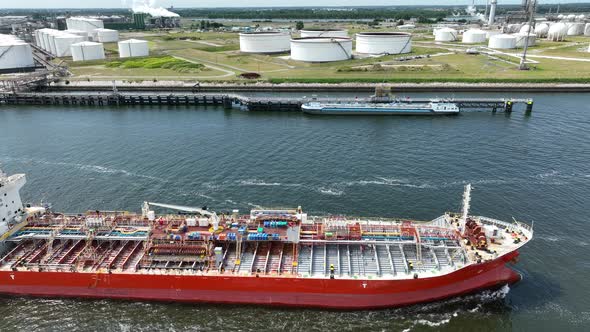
[0,91,533,113]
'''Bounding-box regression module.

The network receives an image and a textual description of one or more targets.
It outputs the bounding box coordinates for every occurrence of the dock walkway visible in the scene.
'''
[0,92,533,113]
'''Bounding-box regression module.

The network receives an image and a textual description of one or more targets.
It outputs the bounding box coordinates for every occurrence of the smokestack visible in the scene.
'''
[488,0,497,25]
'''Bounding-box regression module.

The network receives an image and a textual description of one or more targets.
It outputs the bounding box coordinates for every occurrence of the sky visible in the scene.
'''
[4,0,587,9]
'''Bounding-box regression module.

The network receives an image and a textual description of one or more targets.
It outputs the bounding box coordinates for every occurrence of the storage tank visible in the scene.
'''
[485,29,502,39]
[95,28,119,43]
[488,34,517,49]
[434,28,458,42]
[577,14,586,21]
[118,39,149,58]
[46,30,63,55]
[355,32,411,55]
[506,24,522,33]
[0,39,35,71]
[567,23,585,36]
[520,25,533,34]
[71,41,105,61]
[239,32,291,54]
[33,30,40,47]
[35,29,46,50]
[40,29,52,51]
[567,14,576,21]
[66,29,89,41]
[55,34,85,57]
[300,29,348,38]
[548,22,568,41]
[513,33,536,48]
[534,23,550,37]
[462,29,487,43]
[585,23,590,36]
[67,17,104,34]
[290,37,352,62]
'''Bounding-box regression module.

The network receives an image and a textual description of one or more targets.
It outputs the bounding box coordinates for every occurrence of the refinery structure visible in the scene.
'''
[0,0,589,87]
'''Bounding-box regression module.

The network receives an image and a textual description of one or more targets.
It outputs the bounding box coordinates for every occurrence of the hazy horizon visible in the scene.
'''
[3,0,589,9]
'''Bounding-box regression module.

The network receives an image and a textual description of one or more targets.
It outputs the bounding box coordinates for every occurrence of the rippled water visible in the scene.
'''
[0,92,589,331]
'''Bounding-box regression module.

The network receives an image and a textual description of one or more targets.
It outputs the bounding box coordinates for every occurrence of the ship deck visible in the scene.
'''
[0,211,531,280]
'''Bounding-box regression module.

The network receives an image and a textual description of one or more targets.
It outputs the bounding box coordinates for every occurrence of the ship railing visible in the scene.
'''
[299,239,463,249]
[478,216,534,237]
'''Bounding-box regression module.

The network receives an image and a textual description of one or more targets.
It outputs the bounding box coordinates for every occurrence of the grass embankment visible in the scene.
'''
[105,56,204,73]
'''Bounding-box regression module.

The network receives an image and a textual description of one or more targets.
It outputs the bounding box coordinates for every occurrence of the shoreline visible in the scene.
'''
[45,81,590,93]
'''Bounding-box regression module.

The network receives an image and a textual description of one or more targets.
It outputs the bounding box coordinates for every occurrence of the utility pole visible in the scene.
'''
[519,0,537,70]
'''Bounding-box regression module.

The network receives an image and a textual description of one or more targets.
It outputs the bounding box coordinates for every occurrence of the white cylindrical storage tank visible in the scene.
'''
[577,14,586,21]
[46,30,62,55]
[54,34,85,57]
[585,23,590,36]
[548,22,568,41]
[69,17,104,33]
[95,28,119,43]
[485,29,502,39]
[66,29,89,41]
[488,34,517,49]
[534,23,550,37]
[513,33,536,48]
[41,29,51,51]
[434,28,458,42]
[355,32,411,54]
[239,32,291,54]
[506,24,522,33]
[567,14,576,22]
[462,29,487,43]
[118,39,149,58]
[290,37,352,62]
[36,29,46,50]
[33,30,40,47]
[0,40,35,71]
[300,29,348,38]
[71,41,105,61]
[567,23,585,36]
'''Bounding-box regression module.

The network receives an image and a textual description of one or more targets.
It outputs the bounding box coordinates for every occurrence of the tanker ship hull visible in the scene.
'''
[0,251,520,309]
[0,169,532,310]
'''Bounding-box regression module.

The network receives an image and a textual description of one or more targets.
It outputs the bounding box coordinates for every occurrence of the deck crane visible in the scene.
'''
[142,202,220,230]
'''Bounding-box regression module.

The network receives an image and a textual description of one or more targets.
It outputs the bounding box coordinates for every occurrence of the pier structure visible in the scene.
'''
[0,91,533,113]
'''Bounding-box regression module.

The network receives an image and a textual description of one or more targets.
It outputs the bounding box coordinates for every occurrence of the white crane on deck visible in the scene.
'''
[142,201,220,230]
[459,184,472,235]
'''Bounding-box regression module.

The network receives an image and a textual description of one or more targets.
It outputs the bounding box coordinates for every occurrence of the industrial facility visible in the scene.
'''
[0,0,590,89]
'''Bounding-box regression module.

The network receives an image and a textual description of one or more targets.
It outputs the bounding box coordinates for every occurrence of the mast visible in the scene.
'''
[519,0,537,70]
[460,184,472,233]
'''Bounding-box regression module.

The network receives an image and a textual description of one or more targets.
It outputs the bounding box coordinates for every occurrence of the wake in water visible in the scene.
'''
[400,285,512,331]
[1,156,166,182]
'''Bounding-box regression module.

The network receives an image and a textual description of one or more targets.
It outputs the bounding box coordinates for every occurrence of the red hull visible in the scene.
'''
[0,251,520,309]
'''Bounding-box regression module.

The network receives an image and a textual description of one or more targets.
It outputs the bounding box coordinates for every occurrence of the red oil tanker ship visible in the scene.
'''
[0,168,532,309]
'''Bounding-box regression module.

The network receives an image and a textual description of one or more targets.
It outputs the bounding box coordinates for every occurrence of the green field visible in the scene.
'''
[64,23,590,83]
